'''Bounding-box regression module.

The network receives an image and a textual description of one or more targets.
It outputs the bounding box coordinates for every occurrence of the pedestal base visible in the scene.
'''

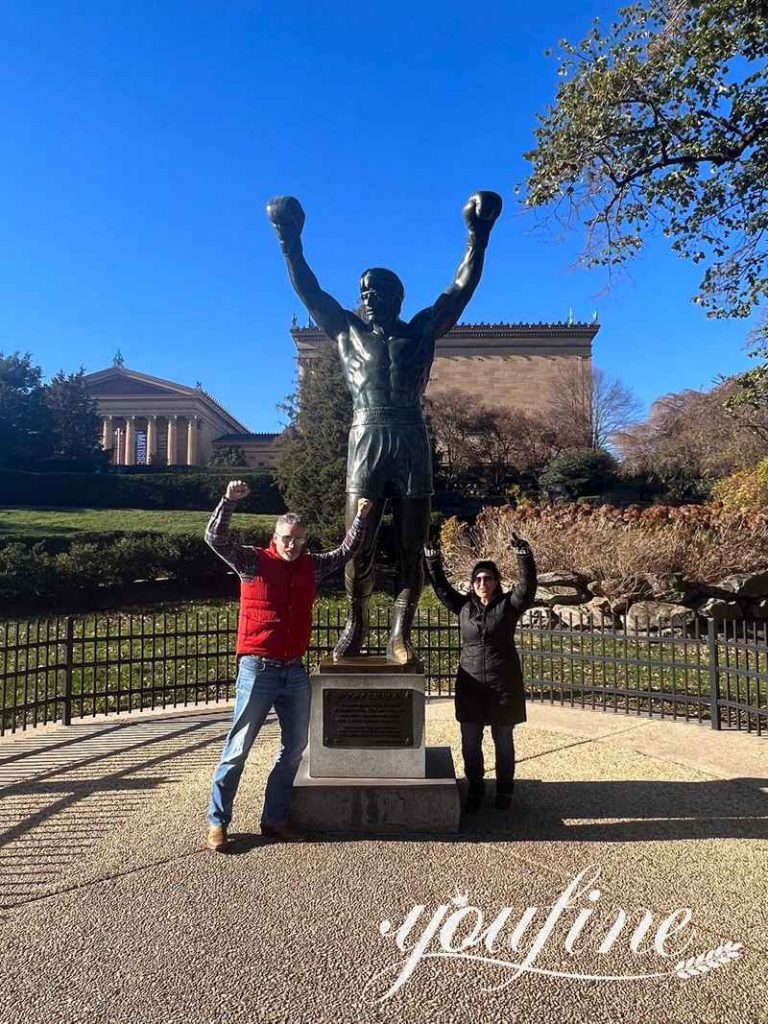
[291,746,460,834]
[309,667,426,779]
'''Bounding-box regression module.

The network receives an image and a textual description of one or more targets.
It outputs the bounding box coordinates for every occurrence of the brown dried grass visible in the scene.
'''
[440,502,768,591]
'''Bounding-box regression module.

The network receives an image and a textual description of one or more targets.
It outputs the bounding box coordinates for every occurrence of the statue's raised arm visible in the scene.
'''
[409,191,503,341]
[266,196,350,341]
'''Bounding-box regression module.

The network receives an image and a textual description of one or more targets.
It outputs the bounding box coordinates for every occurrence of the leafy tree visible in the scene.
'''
[723,315,768,429]
[0,352,53,468]
[525,0,768,322]
[45,368,106,467]
[539,448,618,500]
[275,344,352,546]
[209,445,249,467]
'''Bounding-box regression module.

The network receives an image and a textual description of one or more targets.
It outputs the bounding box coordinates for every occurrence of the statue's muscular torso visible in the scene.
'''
[337,318,435,410]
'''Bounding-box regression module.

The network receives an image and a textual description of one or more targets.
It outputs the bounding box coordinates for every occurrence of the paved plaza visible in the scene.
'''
[0,700,765,1024]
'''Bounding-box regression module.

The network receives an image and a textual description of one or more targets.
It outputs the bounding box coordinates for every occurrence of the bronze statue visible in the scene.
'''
[267,191,502,664]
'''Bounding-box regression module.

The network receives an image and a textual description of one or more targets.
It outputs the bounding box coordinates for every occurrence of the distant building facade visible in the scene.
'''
[84,366,279,469]
[291,320,599,413]
[85,320,598,468]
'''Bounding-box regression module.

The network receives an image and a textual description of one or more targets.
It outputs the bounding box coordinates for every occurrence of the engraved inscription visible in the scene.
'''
[324,688,414,748]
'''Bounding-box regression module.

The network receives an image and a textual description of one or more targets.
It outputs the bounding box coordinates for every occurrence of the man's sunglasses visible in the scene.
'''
[276,535,307,547]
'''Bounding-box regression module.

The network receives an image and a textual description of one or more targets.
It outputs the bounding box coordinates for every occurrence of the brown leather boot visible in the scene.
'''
[207,824,229,853]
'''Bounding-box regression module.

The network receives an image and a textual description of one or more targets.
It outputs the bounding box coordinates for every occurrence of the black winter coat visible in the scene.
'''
[426,550,537,726]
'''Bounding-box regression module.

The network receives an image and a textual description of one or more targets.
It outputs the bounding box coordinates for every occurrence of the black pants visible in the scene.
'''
[460,722,515,795]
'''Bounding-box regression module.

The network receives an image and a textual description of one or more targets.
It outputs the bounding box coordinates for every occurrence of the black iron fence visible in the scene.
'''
[1,607,766,736]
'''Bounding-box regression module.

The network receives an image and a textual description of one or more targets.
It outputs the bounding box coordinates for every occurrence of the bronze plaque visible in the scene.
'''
[323,688,414,748]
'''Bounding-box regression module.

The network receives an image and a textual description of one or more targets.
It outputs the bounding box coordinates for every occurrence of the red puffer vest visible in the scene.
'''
[236,541,316,659]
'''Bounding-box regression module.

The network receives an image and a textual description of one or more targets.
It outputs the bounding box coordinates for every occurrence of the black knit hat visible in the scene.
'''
[470,560,501,584]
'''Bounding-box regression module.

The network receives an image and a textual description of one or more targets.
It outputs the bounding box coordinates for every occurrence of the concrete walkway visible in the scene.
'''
[0,700,765,1024]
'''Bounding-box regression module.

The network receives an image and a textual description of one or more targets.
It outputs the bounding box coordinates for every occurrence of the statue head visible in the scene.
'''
[359,268,404,325]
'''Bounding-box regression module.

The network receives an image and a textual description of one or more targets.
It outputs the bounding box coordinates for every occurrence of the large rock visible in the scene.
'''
[745,599,768,619]
[712,572,768,599]
[552,601,616,629]
[551,603,591,629]
[520,606,556,628]
[534,574,591,607]
[585,596,619,626]
[642,572,692,604]
[600,575,655,601]
[535,584,587,607]
[537,570,589,588]
[696,597,744,621]
[623,601,697,633]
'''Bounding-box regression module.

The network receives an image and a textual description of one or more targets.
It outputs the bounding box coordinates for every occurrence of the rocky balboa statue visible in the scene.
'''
[267,191,502,665]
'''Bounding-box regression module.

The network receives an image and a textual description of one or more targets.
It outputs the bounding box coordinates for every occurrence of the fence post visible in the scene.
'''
[707,617,721,731]
[62,615,74,727]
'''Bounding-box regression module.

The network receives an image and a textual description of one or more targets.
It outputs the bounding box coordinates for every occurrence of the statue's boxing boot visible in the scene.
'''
[386,596,421,667]
[332,600,368,660]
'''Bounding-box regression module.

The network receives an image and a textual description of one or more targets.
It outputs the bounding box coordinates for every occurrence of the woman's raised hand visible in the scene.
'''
[510,531,531,557]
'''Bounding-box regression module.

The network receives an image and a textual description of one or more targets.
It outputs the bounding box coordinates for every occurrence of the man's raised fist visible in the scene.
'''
[225,479,250,501]
[463,191,503,237]
[266,196,306,243]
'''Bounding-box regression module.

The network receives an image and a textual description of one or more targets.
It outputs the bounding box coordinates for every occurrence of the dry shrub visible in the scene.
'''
[440,502,768,591]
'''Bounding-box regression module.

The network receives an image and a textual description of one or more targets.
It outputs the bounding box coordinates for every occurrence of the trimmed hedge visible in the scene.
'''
[0,505,445,606]
[0,524,276,603]
[0,469,285,513]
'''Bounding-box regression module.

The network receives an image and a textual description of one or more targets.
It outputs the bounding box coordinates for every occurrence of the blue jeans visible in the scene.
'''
[460,722,515,795]
[208,655,311,829]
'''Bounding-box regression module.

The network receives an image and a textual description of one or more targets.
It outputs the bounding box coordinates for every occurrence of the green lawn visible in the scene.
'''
[0,507,277,538]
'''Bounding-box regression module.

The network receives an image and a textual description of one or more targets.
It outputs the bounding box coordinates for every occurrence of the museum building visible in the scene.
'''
[85,319,598,469]
[84,366,281,469]
[292,319,598,413]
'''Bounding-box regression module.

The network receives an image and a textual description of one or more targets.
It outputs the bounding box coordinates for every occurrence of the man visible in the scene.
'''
[267,191,502,665]
[205,479,372,851]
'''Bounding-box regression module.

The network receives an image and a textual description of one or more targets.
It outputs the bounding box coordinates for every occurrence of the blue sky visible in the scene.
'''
[0,1,759,432]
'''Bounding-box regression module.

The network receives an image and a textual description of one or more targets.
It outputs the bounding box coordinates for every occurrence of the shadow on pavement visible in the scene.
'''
[0,712,235,908]
[242,777,767,846]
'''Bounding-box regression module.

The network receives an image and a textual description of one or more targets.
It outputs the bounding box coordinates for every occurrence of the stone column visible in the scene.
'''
[166,415,178,466]
[114,426,124,466]
[124,416,136,466]
[146,416,158,465]
[186,415,199,466]
[101,416,113,453]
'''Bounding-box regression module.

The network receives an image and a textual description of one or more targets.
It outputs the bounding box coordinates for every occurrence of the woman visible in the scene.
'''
[424,534,537,812]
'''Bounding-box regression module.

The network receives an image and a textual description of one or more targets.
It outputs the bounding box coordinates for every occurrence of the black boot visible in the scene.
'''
[387,594,420,667]
[495,780,514,809]
[464,783,486,814]
[333,598,368,660]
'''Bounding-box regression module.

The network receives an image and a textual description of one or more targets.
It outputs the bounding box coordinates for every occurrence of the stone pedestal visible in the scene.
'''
[291,657,460,834]
[308,660,425,779]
